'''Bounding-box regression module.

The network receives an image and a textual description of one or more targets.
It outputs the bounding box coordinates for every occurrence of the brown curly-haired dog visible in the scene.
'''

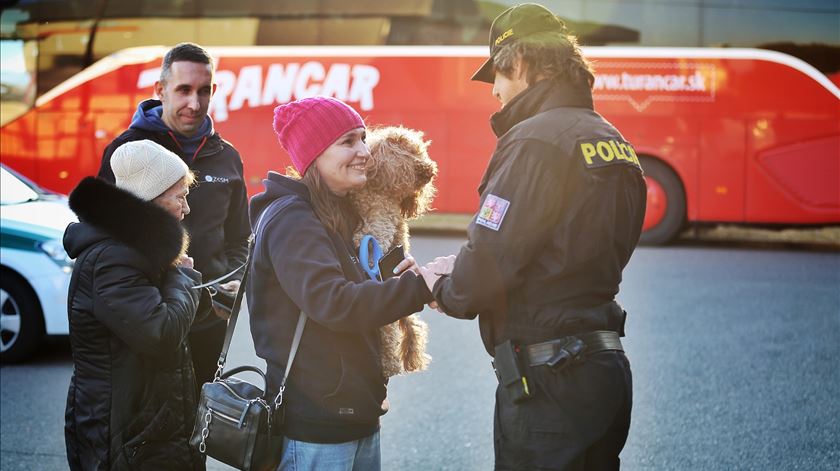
[349,126,437,377]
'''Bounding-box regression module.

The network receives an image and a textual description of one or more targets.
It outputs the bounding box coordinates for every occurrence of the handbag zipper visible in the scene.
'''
[208,380,271,430]
[218,381,258,403]
[216,381,271,414]
[209,407,241,425]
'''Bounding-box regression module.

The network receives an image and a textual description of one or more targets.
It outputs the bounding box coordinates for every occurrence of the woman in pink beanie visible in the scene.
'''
[247,96,434,470]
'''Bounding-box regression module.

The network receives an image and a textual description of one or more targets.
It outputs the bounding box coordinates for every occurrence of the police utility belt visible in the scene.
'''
[492,331,623,403]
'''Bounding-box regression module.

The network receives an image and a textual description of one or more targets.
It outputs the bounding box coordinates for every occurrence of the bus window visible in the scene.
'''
[0,39,36,126]
[702,4,840,81]
[530,0,840,79]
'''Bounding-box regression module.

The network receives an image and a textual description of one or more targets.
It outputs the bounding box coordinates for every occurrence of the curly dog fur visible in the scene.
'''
[349,126,437,377]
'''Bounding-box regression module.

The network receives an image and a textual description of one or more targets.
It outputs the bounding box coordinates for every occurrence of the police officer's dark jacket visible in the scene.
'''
[247,173,433,443]
[63,177,205,470]
[432,79,646,354]
[98,99,251,332]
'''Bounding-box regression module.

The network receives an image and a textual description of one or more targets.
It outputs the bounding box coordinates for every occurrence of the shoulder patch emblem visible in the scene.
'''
[476,194,510,231]
[576,138,641,170]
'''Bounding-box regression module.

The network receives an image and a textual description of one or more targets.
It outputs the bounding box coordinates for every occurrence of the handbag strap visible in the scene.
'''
[213,238,253,380]
[213,196,296,380]
[190,261,247,289]
[275,311,306,407]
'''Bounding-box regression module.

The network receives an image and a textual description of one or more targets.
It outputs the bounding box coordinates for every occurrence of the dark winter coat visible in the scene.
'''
[432,79,647,353]
[63,177,205,471]
[247,174,433,443]
[97,99,251,331]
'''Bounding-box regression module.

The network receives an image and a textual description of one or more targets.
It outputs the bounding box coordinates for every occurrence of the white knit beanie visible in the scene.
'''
[111,140,189,201]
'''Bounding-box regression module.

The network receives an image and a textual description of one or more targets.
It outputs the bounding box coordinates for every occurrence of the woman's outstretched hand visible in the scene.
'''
[393,253,420,275]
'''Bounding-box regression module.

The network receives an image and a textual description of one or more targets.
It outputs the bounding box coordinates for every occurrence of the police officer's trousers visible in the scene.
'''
[494,351,632,470]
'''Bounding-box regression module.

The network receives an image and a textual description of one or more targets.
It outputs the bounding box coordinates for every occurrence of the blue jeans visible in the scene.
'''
[277,431,381,471]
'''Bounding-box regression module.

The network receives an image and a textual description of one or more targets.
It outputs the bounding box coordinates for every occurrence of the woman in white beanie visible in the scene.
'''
[63,140,207,470]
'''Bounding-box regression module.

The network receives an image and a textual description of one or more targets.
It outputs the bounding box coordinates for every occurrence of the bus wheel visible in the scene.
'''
[639,157,685,245]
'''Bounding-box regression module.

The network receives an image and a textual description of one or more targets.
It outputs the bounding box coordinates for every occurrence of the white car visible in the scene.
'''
[0,165,76,362]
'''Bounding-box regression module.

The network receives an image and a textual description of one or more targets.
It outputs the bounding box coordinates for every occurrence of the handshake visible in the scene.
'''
[418,255,456,285]
[389,253,456,312]
[420,255,456,312]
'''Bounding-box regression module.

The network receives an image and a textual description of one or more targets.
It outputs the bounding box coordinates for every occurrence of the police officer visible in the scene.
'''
[419,4,647,470]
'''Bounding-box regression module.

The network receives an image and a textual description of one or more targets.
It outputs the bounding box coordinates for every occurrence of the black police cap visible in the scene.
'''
[471,3,566,83]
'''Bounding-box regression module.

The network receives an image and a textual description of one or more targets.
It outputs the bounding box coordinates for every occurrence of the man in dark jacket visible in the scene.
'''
[420,4,647,470]
[97,42,250,391]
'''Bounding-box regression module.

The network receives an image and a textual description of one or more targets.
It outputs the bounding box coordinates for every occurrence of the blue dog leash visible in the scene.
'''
[358,235,384,281]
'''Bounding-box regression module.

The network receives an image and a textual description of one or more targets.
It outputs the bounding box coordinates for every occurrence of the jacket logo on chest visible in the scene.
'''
[576,138,641,169]
[203,174,230,183]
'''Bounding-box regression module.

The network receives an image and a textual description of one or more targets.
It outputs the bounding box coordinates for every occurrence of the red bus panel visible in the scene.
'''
[2,46,838,235]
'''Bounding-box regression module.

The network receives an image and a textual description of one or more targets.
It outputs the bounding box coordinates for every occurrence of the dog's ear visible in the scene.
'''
[400,195,420,218]
[414,159,437,187]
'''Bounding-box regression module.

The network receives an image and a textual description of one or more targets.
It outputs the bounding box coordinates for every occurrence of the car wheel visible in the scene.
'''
[639,156,686,245]
[0,274,45,363]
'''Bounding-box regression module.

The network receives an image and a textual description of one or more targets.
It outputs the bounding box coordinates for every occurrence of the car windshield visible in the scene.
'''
[1,166,39,204]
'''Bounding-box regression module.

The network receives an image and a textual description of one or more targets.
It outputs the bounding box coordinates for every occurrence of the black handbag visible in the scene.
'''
[191,365,280,470]
[190,196,305,470]
[189,310,306,470]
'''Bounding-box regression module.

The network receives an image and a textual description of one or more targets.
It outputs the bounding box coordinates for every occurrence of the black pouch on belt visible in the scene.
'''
[493,340,531,403]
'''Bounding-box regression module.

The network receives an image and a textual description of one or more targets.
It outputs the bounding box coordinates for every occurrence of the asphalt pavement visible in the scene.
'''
[1,235,839,470]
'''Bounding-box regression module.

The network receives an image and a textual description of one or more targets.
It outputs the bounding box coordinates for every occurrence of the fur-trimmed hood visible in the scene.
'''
[64,177,188,270]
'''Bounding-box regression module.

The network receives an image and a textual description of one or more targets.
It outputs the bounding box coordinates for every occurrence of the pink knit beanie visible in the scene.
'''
[272,96,365,174]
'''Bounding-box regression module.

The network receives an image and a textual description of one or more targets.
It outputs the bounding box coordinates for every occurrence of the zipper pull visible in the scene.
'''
[238,403,251,429]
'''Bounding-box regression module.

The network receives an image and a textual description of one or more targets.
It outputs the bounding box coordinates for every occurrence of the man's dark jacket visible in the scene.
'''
[247,174,433,443]
[63,177,205,470]
[433,79,647,353]
[97,99,250,331]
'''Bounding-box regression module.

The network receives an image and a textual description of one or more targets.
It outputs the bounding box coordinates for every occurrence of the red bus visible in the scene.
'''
[2,1,839,244]
[2,45,838,243]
